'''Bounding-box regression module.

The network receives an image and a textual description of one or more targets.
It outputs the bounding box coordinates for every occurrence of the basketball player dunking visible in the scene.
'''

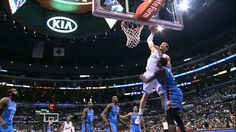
[139,58,185,132]
[101,96,127,132]
[120,106,146,132]
[135,26,171,124]
[0,88,18,132]
[81,101,94,132]
[60,115,75,132]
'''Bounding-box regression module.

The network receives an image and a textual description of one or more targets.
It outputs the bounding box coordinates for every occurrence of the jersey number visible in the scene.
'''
[9,114,14,121]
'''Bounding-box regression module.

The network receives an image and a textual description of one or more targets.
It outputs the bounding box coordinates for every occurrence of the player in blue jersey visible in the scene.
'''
[101,96,127,132]
[0,88,18,132]
[120,106,145,132]
[139,58,186,132]
[81,101,94,132]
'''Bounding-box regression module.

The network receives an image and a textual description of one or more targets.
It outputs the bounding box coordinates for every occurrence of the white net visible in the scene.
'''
[121,21,144,48]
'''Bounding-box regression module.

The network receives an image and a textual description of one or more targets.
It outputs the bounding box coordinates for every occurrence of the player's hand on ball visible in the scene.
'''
[149,25,158,33]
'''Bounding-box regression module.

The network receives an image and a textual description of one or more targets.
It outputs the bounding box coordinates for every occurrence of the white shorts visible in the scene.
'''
[142,70,164,95]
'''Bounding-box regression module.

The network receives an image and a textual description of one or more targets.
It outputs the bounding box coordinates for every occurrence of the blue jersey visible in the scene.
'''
[86,109,94,124]
[108,103,120,124]
[1,98,16,125]
[157,66,183,111]
[82,108,94,132]
[130,113,139,125]
[130,113,141,132]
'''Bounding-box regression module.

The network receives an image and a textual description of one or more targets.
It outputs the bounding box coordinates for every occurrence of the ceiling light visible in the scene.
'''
[179,0,190,11]
[157,25,164,32]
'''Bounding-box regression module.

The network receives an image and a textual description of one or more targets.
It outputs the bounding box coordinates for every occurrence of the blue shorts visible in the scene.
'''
[81,122,92,132]
[106,122,117,132]
[0,125,13,132]
[162,91,183,112]
[130,125,141,132]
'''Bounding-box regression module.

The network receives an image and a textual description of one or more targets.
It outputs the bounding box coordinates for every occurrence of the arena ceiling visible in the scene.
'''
[0,0,235,76]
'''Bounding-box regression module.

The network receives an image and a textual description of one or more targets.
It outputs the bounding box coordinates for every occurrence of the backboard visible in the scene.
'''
[92,0,184,30]
[40,113,60,123]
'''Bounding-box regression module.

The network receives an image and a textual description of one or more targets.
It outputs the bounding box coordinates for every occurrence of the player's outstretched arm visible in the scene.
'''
[118,115,129,127]
[147,25,159,52]
[147,32,157,52]
[119,112,131,120]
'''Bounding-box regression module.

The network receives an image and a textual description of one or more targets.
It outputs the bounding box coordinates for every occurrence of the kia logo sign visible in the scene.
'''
[47,16,78,33]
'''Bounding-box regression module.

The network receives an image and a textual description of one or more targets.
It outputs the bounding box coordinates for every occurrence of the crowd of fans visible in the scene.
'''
[184,86,235,130]
[11,84,235,132]
[0,42,234,104]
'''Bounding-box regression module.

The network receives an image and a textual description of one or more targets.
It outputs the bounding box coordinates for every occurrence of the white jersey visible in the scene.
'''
[143,49,167,95]
[145,49,162,72]
[63,121,74,132]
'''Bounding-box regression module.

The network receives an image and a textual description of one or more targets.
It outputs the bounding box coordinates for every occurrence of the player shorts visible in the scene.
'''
[106,122,117,132]
[143,70,163,95]
[81,122,92,132]
[0,125,13,132]
[130,125,141,132]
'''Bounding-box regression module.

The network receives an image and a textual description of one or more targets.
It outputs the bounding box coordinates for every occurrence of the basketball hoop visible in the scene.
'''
[121,21,144,48]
